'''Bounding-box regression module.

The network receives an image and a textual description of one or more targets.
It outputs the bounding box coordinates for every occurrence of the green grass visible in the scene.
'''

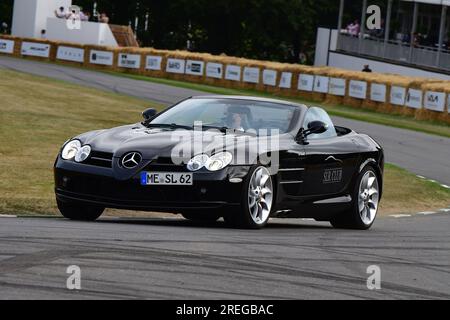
[0,69,448,216]
[381,164,450,215]
[107,71,450,139]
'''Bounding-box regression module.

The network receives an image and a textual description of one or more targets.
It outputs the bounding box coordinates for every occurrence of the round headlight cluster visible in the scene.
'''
[187,152,233,172]
[61,140,91,163]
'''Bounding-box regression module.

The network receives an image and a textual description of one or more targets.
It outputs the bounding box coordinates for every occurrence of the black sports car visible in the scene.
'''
[54,96,384,229]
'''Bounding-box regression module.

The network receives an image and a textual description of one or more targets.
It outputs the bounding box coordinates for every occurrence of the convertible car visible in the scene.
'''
[54,96,384,229]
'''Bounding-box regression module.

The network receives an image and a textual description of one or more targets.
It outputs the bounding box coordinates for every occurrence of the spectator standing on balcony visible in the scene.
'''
[55,7,68,19]
[99,13,110,24]
[347,20,360,37]
[81,11,91,22]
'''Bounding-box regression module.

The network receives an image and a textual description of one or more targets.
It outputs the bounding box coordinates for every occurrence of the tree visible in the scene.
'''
[1,0,343,64]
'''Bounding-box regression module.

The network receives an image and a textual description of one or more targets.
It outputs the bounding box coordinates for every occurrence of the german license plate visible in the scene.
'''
[140,172,193,186]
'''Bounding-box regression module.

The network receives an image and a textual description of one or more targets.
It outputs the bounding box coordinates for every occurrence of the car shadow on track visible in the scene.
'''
[96,218,332,230]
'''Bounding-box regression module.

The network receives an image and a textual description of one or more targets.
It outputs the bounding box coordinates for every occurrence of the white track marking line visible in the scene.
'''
[389,214,412,218]
[415,175,449,189]
[417,212,436,215]
[0,215,17,218]
[439,209,450,213]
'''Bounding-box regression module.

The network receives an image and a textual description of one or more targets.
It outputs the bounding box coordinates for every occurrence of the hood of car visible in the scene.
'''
[76,123,262,161]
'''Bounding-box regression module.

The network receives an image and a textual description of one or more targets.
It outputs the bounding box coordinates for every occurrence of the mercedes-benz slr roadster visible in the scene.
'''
[54,96,384,229]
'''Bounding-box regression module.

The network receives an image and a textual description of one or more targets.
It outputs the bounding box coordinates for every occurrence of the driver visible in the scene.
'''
[226,106,250,131]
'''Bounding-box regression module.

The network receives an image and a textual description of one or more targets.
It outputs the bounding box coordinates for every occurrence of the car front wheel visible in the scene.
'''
[331,166,380,230]
[224,166,274,229]
[57,199,105,221]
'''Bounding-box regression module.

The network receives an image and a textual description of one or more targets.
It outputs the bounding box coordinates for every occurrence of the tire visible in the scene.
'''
[330,166,380,230]
[224,166,275,229]
[57,199,104,221]
[181,212,221,222]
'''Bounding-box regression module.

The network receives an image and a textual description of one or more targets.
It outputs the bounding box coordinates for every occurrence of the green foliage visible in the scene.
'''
[3,0,344,63]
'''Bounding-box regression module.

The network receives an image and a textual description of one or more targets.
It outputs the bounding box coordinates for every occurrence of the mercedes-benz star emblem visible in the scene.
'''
[121,152,142,169]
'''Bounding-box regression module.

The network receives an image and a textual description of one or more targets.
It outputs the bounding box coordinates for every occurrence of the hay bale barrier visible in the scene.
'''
[0,35,449,124]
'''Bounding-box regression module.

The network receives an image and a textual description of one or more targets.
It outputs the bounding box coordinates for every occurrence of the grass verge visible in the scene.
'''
[0,69,448,217]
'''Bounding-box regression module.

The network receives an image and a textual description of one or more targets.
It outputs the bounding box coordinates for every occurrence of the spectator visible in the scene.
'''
[67,7,80,21]
[81,11,91,22]
[99,13,110,24]
[347,20,360,37]
[40,29,46,39]
[55,7,67,19]
[362,65,372,73]
[1,22,8,34]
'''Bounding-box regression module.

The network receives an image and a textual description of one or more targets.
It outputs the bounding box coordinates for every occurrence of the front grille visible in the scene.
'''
[85,151,114,168]
[144,157,187,172]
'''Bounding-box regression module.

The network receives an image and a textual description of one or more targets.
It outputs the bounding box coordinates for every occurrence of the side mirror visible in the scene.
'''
[306,121,328,135]
[296,121,328,144]
[142,108,157,121]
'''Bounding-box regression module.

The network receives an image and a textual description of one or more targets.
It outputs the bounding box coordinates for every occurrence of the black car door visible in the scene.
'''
[302,136,360,196]
[299,107,360,197]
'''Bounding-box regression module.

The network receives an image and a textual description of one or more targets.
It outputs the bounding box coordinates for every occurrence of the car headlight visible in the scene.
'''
[61,140,81,160]
[75,145,92,163]
[206,152,233,172]
[187,154,209,171]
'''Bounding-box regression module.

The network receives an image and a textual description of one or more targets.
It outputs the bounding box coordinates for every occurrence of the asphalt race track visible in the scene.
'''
[1,56,450,300]
[0,215,449,300]
[1,55,449,186]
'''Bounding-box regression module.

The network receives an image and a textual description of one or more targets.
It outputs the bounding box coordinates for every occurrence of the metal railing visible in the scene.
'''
[337,34,450,72]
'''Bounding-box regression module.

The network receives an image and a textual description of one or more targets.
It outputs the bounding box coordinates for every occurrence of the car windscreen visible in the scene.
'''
[150,98,297,135]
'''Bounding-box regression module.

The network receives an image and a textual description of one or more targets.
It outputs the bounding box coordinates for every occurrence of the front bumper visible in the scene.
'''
[54,157,251,212]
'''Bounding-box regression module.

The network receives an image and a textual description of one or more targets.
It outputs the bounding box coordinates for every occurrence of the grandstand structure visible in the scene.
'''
[316,0,450,80]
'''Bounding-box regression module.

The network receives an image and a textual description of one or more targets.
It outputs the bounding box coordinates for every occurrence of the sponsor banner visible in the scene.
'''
[166,58,185,74]
[57,46,84,63]
[206,62,223,79]
[298,74,314,92]
[118,53,141,69]
[21,42,50,58]
[0,39,14,54]
[279,72,292,89]
[313,76,329,93]
[185,60,204,76]
[90,50,113,66]
[448,94,450,113]
[263,69,277,86]
[349,80,367,99]
[145,55,162,70]
[243,67,260,84]
[390,86,406,106]
[424,91,445,112]
[329,78,346,96]
[225,65,241,81]
[405,89,423,109]
[370,83,386,102]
